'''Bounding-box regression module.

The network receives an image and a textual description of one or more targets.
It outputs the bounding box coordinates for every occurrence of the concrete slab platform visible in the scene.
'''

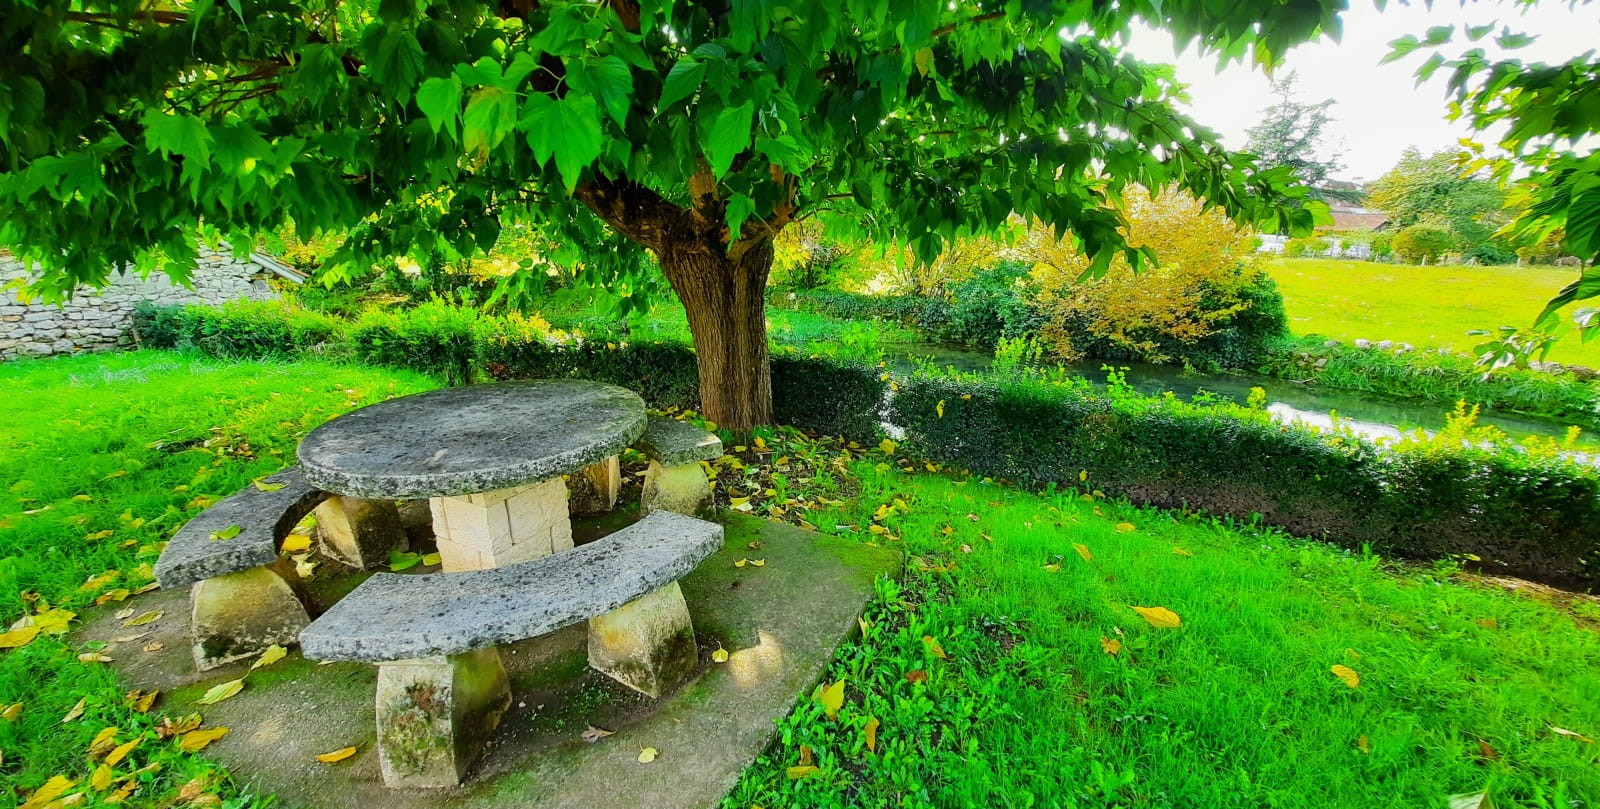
[78,515,899,809]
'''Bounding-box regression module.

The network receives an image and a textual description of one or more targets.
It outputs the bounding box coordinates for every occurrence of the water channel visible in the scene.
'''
[879,342,1600,452]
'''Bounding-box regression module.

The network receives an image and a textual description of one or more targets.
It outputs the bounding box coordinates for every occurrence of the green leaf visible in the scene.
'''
[725,193,757,239]
[208,525,242,542]
[589,55,634,125]
[1381,34,1420,65]
[462,86,518,155]
[1496,31,1536,50]
[365,26,426,101]
[389,551,423,571]
[416,76,464,138]
[141,111,213,166]
[521,93,603,194]
[705,101,755,178]
[659,57,706,111]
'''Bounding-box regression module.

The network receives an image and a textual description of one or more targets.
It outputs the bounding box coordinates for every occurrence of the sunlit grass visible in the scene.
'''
[730,459,1600,808]
[0,351,436,805]
[1269,257,1600,366]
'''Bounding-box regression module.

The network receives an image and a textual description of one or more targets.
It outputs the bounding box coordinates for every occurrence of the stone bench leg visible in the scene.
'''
[587,581,697,699]
[315,496,407,570]
[429,478,573,572]
[567,455,621,517]
[190,563,310,672]
[375,649,511,788]
[639,461,712,518]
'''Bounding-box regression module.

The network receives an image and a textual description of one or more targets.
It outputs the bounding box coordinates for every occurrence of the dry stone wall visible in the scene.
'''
[1,247,284,360]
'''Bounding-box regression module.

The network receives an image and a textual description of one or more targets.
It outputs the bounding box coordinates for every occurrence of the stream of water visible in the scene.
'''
[880,342,1600,451]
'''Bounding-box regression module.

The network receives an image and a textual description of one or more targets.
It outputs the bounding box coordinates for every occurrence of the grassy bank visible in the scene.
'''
[1269,258,1600,366]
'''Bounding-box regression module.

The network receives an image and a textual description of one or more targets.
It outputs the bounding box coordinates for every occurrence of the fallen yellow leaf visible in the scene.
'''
[1132,606,1182,629]
[121,610,163,627]
[19,775,75,809]
[1042,562,1061,572]
[280,534,312,553]
[936,400,945,418]
[865,716,880,753]
[178,727,229,752]
[878,439,896,455]
[250,644,287,670]
[818,678,846,718]
[0,626,40,649]
[316,746,359,763]
[91,763,114,792]
[637,747,658,763]
[1115,522,1136,534]
[1331,664,1361,689]
[1100,637,1122,656]
[1073,543,1092,562]
[787,765,819,779]
[1,702,21,721]
[922,636,948,659]
[195,678,244,705]
[78,652,113,663]
[105,737,142,767]
[1356,734,1370,754]
[1172,547,1193,557]
[711,647,729,663]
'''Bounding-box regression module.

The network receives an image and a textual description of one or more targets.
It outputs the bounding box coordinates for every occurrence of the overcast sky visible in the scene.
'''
[1121,0,1600,184]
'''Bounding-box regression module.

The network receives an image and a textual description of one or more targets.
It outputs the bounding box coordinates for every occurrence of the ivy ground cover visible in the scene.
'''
[2,351,1598,808]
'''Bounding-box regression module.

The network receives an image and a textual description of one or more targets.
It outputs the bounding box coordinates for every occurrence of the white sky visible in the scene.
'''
[1122,0,1600,183]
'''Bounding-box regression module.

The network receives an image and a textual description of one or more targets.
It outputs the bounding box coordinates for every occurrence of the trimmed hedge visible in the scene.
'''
[132,300,1600,588]
[132,301,885,442]
[890,371,1600,589]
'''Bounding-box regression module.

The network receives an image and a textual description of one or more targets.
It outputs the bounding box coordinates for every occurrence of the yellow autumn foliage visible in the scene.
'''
[1021,189,1265,363]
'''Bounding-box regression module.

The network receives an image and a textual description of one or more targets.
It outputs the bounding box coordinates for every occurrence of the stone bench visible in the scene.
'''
[153,468,406,670]
[299,509,725,788]
[633,416,723,516]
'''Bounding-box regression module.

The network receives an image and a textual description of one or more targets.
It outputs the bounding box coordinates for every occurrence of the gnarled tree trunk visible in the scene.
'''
[658,237,774,432]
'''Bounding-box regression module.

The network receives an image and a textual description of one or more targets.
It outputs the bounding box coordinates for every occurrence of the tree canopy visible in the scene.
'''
[1243,71,1345,193]
[1368,147,1507,250]
[2,0,1340,426]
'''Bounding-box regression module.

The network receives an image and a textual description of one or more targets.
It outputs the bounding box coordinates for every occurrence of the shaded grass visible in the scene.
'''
[0,350,436,804]
[1270,257,1600,366]
[728,458,1600,808]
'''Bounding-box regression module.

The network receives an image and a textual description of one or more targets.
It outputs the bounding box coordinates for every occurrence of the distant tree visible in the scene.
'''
[1367,148,1507,250]
[1244,72,1346,192]
[1392,225,1454,264]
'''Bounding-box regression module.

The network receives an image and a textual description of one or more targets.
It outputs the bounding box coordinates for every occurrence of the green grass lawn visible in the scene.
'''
[722,454,1600,809]
[1269,257,1600,367]
[4,351,1599,808]
[0,351,436,807]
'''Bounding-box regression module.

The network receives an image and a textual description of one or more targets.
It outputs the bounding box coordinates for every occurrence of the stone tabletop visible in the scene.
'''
[297,380,647,499]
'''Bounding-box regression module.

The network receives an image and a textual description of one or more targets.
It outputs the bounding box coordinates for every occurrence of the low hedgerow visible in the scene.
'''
[1260,336,1600,429]
[890,368,1600,588]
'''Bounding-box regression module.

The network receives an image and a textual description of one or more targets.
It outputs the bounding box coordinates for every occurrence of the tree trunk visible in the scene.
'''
[658,237,775,432]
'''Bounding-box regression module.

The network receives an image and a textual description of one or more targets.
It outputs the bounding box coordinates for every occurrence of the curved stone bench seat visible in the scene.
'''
[633,416,723,517]
[151,469,328,671]
[300,510,723,662]
[153,468,408,671]
[154,469,329,589]
[300,509,724,788]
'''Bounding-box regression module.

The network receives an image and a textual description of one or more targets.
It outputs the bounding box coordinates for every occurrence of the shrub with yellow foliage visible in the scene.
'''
[1021,190,1285,367]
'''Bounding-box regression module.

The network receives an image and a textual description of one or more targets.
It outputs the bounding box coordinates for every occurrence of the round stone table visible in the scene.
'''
[299,380,647,571]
